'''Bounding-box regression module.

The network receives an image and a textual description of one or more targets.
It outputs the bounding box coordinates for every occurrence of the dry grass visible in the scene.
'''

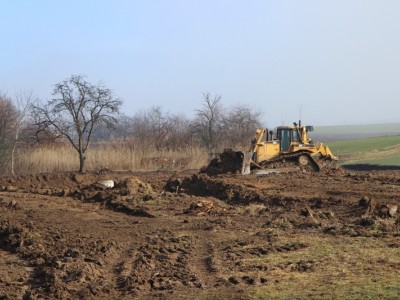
[13,142,209,174]
[249,235,400,299]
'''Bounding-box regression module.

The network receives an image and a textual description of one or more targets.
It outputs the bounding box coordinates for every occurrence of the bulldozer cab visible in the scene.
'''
[277,127,301,152]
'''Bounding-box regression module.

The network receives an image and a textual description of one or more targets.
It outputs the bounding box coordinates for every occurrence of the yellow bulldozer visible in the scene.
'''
[242,121,338,174]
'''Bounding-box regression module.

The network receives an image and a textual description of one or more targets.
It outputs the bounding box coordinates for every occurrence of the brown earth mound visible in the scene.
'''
[200,149,244,176]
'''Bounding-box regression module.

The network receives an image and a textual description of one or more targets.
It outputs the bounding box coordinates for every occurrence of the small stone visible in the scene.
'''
[55,260,63,268]
[8,200,19,209]
[388,205,398,217]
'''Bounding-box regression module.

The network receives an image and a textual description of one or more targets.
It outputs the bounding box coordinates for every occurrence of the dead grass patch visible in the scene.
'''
[248,234,400,299]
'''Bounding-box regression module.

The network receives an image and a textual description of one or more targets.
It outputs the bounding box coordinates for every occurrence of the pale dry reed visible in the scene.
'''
[13,142,210,174]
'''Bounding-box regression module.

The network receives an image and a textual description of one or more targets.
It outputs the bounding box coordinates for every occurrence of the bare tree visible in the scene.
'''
[0,93,18,172]
[148,106,171,150]
[10,91,34,175]
[112,114,134,141]
[193,93,223,151]
[131,106,172,151]
[127,107,194,152]
[131,108,156,150]
[222,104,263,150]
[164,113,192,150]
[32,75,122,173]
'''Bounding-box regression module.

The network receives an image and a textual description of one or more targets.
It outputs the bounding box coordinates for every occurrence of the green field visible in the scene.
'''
[328,136,400,166]
[329,136,400,154]
[306,122,400,166]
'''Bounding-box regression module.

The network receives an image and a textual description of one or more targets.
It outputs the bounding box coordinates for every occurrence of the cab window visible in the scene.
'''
[291,129,300,142]
[279,129,291,151]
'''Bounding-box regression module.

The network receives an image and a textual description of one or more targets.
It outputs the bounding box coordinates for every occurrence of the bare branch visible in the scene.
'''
[192,93,223,151]
[31,75,122,173]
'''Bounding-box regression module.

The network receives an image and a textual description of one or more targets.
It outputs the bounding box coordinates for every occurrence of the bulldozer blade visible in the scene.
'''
[253,169,280,175]
[253,167,298,175]
[241,152,252,175]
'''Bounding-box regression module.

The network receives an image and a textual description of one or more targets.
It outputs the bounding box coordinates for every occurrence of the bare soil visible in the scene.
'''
[0,167,399,299]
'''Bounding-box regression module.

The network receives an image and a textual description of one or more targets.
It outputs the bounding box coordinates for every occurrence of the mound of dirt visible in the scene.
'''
[183,198,229,216]
[164,173,183,193]
[181,173,264,205]
[200,149,244,176]
[69,176,157,218]
[115,177,154,195]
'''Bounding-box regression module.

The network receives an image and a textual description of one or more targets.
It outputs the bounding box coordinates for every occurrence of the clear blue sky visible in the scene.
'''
[2,0,400,126]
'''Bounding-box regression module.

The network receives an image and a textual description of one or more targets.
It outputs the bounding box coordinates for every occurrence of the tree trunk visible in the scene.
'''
[79,152,86,173]
[10,140,16,176]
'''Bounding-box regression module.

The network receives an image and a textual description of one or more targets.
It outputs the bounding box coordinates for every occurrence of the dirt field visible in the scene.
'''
[1,167,400,299]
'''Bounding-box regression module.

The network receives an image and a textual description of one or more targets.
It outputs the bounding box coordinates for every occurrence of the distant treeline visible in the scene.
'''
[0,92,262,174]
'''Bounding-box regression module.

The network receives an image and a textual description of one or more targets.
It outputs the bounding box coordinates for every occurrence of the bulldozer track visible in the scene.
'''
[257,151,321,172]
